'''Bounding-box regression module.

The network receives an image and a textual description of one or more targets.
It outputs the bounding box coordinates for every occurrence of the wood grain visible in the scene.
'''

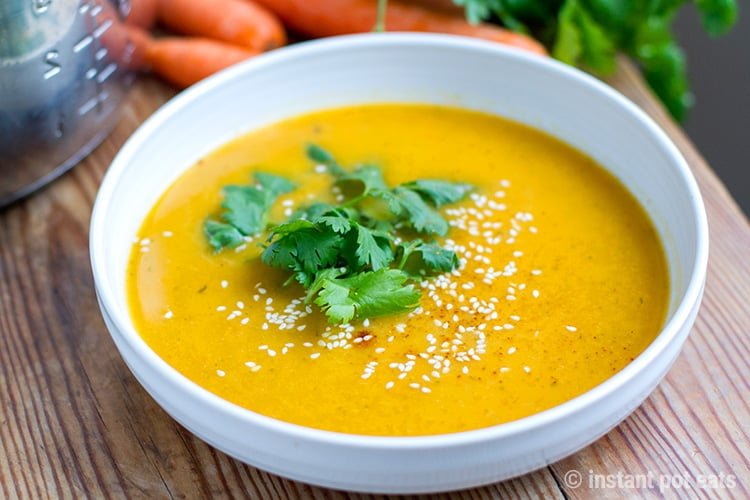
[0,61,748,499]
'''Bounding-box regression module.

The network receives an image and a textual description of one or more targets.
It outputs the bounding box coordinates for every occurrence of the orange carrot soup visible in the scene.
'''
[127,104,669,436]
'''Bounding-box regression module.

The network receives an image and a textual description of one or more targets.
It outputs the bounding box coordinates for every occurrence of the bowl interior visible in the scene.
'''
[92,34,704,418]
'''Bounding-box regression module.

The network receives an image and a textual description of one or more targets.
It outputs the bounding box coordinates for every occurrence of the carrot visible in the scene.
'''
[144,36,259,88]
[126,0,158,29]
[156,0,286,51]
[253,0,546,55]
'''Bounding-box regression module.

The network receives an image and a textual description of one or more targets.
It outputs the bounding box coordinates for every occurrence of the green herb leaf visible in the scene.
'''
[391,187,449,236]
[293,202,336,221]
[336,164,388,196]
[255,172,296,197]
[306,143,336,165]
[553,0,616,74]
[451,0,738,122]
[453,0,498,24]
[263,223,343,282]
[220,185,271,236]
[314,269,421,324]
[355,225,394,270]
[401,180,473,207]
[416,242,460,273]
[306,144,345,176]
[204,220,245,251]
[208,145,473,324]
[318,214,352,234]
[696,0,738,36]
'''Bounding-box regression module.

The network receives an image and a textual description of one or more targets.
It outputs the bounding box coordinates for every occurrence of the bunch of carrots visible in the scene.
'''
[125,0,546,88]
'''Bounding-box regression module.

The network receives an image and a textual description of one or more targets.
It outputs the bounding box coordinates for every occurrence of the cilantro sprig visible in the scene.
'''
[450,0,738,122]
[204,172,295,251]
[205,145,473,325]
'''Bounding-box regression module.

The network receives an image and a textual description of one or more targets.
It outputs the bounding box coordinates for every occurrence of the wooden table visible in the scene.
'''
[1,61,748,499]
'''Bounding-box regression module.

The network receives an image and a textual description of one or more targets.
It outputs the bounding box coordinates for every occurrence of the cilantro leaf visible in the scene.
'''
[220,185,270,236]
[416,242,460,273]
[306,143,336,165]
[336,164,388,197]
[696,0,738,36]
[314,269,421,324]
[318,214,352,234]
[255,172,296,197]
[401,180,473,207]
[553,0,616,74]
[205,172,296,251]
[450,0,739,122]
[207,145,476,324]
[398,240,459,274]
[262,223,342,281]
[268,219,316,236]
[204,220,245,251]
[293,202,335,221]
[391,187,449,236]
[306,144,345,176]
[355,225,394,270]
[453,0,497,24]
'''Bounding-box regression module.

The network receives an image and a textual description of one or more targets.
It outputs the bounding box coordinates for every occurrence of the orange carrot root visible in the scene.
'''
[156,0,286,51]
[126,0,158,29]
[144,37,259,88]
[253,0,546,55]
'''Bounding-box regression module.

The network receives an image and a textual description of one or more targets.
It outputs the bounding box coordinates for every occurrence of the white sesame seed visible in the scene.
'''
[310,352,321,359]
[162,231,173,237]
[566,325,578,332]
[532,289,540,298]
[220,280,229,288]
[216,370,225,377]
[531,269,542,276]
[241,317,250,325]
[163,310,173,319]
[507,347,517,355]
[500,367,510,373]
[462,366,469,375]
[524,366,531,373]
[385,381,394,390]
[267,350,276,357]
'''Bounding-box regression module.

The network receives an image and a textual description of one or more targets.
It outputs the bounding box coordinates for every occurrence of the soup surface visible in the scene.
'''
[128,104,669,436]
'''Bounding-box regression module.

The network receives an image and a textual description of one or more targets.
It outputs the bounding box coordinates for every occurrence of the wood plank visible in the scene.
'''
[0,59,748,498]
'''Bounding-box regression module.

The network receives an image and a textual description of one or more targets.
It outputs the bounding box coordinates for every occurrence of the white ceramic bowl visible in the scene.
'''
[90,34,708,494]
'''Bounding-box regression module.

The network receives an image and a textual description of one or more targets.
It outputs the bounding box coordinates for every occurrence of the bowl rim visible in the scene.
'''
[90,32,709,449]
